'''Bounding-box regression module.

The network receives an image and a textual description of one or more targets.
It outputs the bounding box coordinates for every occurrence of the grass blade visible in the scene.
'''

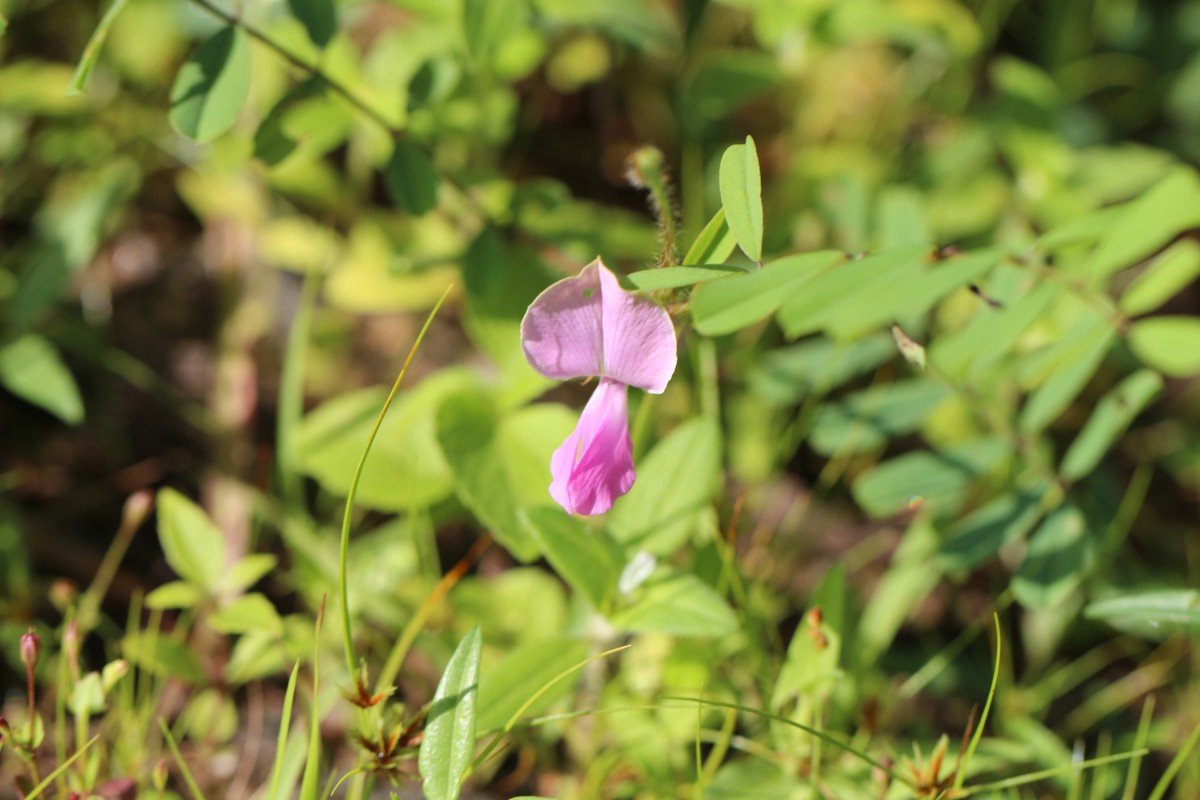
[1146,712,1200,800]
[159,719,207,800]
[337,285,453,681]
[267,658,302,800]
[955,613,1003,790]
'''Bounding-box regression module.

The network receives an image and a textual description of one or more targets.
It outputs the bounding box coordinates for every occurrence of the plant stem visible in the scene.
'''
[185,0,397,134]
[337,286,453,681]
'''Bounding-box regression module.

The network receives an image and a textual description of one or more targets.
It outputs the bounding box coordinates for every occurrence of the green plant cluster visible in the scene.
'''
[1,0,1199,798]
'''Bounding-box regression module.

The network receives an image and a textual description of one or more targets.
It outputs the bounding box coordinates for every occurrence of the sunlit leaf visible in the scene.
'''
[0,334,84,424]
[419,626,482,800]
[156,488,226,593]
[681,208,738,266]
[610,570,737,637]
[475,638,590,732]
[1120,240,1200,316]
[775,245,928,339]
[718,136,764,262]
[209,593,284,636]
[938,484,1047,569]
[1060,370,1161,481]
[522,507,622,609]
[168,26,251,142]
[1129,316,1200,377]
[852,438,1010,519]
[691,251,843,335]
[68,0,131,95]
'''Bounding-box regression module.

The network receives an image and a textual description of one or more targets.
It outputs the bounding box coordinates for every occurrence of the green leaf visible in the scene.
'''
[1012,504,1089,608]
[1120,239,1200,316]
[808,380,951,456]
[718,136,763,262]
[122,631,205,684]
[0,334,84,424]
[707,759,798,800]
[1129,316,1200,377]
[857,518,940,665]
[224,553,278,593]
[681,208,738,266]
[68,0,131,96]
[385,137,439,215]
[875,185,930,248]
[610,570,737,637]
[1060,369,1162,481]
[168,26,251,142]
[297,370,474,511]
[156,488,225,593]
[1081,167,1200,279]
[145,581,204,610]
[210,593,284,636]
[253,78,327,167]
[607,417,721,553]
[690,251,844,335]
[852,438,1010,519]
[475,638,590,732]
[931,280,1060,380]
[287,0,337,48]
[1084,589,1200,639]
[623,265,742,291]
[775,245,928,339]
[419,625,482,800]
[522,507,622,609]
[1018,320,1114,433]
[437,392,574,561]
[823,249,1001,341]
[0,13,7,37]
[938,484,1047,570]
[748,333,894,405]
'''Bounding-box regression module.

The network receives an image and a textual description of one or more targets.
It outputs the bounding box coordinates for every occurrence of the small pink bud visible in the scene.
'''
[20,629,40,670]
[122,490,154,531]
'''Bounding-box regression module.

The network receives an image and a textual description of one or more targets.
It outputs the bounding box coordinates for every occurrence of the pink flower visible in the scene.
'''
[521,258,677,515]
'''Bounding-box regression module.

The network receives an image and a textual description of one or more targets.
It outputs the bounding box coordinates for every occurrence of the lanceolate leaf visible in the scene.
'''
[169,26,251,142]
[690,251,843,335]
[0,334,84,424]
[1059,370,1162,481]
[419,626,483,800]
[68,0,131,96]
[682,207,738,266]
[718,136,763,263]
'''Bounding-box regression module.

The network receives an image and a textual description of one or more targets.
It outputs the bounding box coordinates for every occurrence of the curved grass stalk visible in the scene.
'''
[953,613,1002,791]
[336,286,453,682]
[22,735,99,800]
[956,750,1149,797]
[661,694,913,788]
[466,645,632,777]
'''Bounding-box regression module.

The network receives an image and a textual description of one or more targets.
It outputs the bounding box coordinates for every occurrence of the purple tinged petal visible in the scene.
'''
[549,378,634,516]
[596,260,677,393]
[520,261,605,382]
[521,258,677,392]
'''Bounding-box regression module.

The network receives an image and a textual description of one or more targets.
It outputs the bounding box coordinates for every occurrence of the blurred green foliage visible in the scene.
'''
[2,0,1200,798]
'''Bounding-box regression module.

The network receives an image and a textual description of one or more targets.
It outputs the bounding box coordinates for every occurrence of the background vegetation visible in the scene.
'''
[1,0,1199,797]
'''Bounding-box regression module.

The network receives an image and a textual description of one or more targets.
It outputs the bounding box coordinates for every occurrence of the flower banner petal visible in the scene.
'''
[597,260,677,393]
[549,378,635,515]
[521,262,604,381]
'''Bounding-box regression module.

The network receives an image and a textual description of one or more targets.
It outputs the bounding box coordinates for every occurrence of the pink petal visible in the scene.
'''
[520,261,605,382]
[521,258,677,392]
[597,260,677,393]
[549,378,635,516]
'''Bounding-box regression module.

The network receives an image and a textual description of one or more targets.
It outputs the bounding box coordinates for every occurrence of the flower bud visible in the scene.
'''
[20,629,40,670]
[122,490,154,532]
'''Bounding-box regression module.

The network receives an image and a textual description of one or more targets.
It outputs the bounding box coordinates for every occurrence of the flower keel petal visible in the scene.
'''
[549,379,634,515]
